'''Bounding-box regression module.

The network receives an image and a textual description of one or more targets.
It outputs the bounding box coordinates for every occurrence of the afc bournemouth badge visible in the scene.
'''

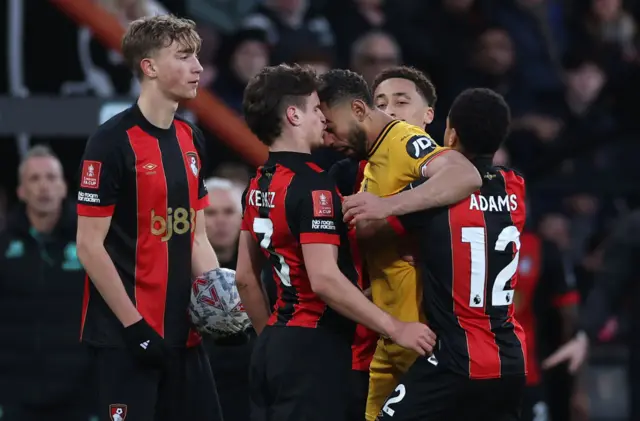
[109,404,127,421]
[186,152,199,177]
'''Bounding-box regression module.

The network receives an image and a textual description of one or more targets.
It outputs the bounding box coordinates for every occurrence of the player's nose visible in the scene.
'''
[193,59,204,74]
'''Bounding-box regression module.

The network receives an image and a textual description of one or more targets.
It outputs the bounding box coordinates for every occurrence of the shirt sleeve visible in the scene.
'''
[76,128,126,217]
[387,127,450,192]
[293,175,344,246]
[192,125,209,210]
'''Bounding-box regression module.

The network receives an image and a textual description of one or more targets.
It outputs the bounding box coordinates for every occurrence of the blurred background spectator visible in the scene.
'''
[3,0,640,419]
[0,146,95,421]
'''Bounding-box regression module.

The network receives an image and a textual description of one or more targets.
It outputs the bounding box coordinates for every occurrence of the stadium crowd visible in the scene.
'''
[1,0,640,420]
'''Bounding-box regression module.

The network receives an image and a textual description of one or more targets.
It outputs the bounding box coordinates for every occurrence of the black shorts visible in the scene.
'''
[349,369,370,421]
[93,343,222,421]
[521,384,548,421]
[250,326,352,421]
[376,356,525,421]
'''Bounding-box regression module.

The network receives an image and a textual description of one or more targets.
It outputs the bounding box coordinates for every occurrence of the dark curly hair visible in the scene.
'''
[372,66,437,107]
[448,88,511,155]
[317,69,374,108]
[243,64,318,146]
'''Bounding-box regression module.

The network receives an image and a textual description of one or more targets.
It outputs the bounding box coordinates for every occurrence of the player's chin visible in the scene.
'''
[182,84,199,99]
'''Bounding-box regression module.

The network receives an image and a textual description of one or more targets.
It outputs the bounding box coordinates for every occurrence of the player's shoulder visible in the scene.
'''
[389,121,441,160]
[494,165,525,181]
[174,115,205,139]
[293,161,336,189]
[91,106,137,141]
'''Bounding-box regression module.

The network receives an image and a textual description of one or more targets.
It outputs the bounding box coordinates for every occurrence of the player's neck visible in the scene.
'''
[365,109,395,151]
[137,87,179,130]
[269,132,311,154]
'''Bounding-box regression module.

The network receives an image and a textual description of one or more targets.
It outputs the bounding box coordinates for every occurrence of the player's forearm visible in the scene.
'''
[355,219,396,240]
[236,277,270,334]
[191,233,220,277]
[77,242,141,327]
[311,268,397,337]
[386,163,481,215]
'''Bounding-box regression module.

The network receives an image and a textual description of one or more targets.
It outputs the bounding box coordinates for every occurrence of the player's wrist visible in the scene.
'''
[381,314,401,341]
[121,312,143,328]
[384,195,402,217]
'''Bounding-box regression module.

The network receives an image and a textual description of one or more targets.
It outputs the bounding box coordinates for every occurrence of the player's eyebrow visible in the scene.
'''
[374,93,387,100]
[392,92,411,100]
[177,46,196,54]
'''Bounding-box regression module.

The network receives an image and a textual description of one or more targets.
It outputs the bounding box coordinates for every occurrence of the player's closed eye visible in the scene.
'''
[376,102,388,110]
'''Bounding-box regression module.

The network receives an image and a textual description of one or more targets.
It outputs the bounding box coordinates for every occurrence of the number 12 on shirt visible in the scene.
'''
[461,225,521,308]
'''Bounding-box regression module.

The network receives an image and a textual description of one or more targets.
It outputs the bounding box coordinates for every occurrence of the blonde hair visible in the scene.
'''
[121,14,202,78]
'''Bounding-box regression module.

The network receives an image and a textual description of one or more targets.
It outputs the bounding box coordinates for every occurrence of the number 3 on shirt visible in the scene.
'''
[253,217,292,287]
[461,225,521,308]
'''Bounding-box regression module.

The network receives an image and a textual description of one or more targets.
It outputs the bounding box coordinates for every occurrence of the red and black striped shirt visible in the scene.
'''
[76,104,208,348]
[398,158,528,379]
[241,152,358,338]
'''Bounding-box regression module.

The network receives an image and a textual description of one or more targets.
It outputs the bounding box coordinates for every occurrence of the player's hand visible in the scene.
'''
[542,331,589,373]
[343,192,392,223]
[123,318,170,368]
[390,321,437,356]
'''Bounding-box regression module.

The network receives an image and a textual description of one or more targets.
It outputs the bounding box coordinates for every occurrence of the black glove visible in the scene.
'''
[123,319,169,368]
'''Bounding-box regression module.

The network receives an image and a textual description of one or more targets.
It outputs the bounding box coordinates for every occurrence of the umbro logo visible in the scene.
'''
[141,163,158,175]
[140,340,150,349]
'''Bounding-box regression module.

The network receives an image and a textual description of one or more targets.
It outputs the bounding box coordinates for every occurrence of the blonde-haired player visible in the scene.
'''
[319,68,482,420]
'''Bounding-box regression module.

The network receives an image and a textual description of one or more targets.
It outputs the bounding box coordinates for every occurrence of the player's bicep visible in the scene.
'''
[296,186,343,246]
[301,243,341,290]
[236,231,264,289]
[77,133,125,217]
[77,215,111,247]
[420,148,473,179]
[194,208,207,238]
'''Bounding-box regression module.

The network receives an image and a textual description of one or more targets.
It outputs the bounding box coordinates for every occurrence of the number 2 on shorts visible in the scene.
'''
[381,384,406,417]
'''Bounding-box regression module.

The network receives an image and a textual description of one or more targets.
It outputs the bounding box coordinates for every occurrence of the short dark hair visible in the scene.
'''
[317,69,374,108]
[448,88,511,155]
[242,64,318,146]
[372,66,437,107]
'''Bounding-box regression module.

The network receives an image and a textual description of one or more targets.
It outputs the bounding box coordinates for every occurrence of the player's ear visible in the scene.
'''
[423,107,435,127]
[447,128,459,149]
[285,106,301,126]
[140,58,157,78]
[351,99,369,122]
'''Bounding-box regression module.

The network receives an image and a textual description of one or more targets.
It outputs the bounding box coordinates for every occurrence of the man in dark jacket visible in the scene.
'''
[544,209,640,420]
[0,146,94,421]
